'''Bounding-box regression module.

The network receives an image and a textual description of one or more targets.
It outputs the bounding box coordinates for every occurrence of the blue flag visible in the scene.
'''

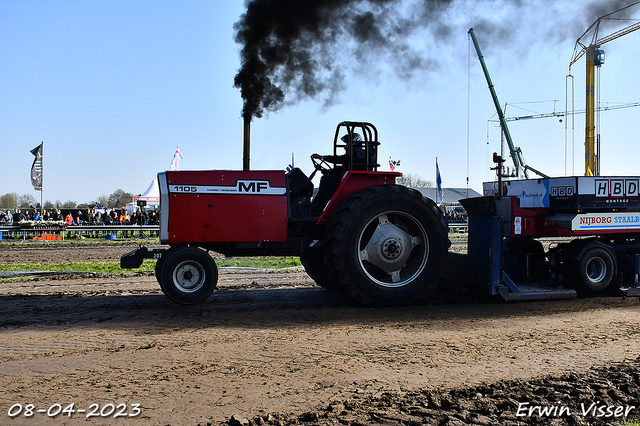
[436,158,443,204]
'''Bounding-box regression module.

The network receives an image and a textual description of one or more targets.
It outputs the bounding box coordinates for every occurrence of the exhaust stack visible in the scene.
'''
[243,118,251,171]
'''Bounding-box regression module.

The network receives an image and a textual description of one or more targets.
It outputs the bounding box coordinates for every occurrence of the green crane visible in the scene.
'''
[468,28,547,179]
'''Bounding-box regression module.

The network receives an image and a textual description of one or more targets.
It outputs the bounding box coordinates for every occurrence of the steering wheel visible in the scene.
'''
[309,155,333,180]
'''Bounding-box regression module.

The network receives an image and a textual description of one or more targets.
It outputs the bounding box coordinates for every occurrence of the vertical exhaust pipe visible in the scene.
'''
[243,118,251,171]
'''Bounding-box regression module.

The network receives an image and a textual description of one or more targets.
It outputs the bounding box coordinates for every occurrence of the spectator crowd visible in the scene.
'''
[445,210,468,223]
[0,208,159,226]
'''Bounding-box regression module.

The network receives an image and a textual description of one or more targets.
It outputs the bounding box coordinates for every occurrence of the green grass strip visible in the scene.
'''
[0,260,156,274]
[0,257,302,274]
[215,256,301,269]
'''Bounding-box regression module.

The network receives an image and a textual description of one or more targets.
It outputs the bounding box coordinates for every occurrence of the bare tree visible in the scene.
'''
[3,189,137,212]
[96,195,108,208]
[18,194,37,209]
[0,192,19,209]
[396,173,433,188]
[108,189,134,208]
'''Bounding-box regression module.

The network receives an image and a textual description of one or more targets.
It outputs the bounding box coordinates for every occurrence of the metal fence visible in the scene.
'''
[1,222,466,242]
[0,225,160,241]
[448,223,468,232]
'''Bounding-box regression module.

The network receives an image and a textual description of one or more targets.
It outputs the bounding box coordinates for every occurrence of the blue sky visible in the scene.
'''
[1,1,639,204]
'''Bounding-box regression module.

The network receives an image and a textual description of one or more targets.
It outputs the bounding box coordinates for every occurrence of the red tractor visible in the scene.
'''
[122,121,449,306]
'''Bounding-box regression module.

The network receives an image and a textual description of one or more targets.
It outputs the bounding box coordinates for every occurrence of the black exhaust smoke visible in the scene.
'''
[233,0,443,121]
[233,0,631,121]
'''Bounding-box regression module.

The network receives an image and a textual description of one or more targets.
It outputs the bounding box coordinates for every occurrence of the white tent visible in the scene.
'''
[126,179,160,215]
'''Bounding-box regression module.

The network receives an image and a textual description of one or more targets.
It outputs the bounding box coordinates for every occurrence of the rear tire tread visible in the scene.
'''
[323,185,448,306]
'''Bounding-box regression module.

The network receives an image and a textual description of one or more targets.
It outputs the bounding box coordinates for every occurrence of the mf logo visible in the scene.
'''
[234,180,285,195]
[595,179,639,198]
[238,180,269,193]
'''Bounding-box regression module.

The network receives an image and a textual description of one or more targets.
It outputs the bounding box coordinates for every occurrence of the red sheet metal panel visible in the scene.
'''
[204,193,287,242]
[165,170,288,244]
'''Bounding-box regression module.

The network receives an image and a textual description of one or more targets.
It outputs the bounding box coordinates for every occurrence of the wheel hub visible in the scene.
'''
[586,257,606,283]
[174,263,203,291]
[381,237,402,259]
[361,220,419,281]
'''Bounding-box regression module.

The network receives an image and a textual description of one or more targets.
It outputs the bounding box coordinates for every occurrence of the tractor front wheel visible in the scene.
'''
[159,246,218,304]
[154,252,166,285]
[324,185,448,306]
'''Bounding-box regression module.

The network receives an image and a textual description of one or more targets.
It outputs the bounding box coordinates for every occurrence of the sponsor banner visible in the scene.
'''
[503,177,578,209]
[578,177,640,196]
[548,177,577,209]
[134,197,160,202]
[168,180,286,195]
[577,177,640,208]
[505,179,548,208]
[482,176,640,210]
[594,178,639,198]
[572,212,640,231]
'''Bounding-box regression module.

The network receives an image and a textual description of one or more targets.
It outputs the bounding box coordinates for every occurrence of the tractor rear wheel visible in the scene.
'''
[324,185,449,306]
[159,246,218,304]
[300,249,342,293]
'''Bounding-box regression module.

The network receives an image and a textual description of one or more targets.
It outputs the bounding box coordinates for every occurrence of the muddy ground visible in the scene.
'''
[0,241,639,425]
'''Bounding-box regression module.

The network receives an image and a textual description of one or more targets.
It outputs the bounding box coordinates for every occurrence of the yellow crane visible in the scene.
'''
[569,1,640,176]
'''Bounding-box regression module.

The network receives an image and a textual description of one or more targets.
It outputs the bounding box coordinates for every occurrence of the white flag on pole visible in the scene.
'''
[170,147,183,170]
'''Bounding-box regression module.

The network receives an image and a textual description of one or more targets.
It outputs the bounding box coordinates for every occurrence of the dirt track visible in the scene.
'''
[1,242,640,425]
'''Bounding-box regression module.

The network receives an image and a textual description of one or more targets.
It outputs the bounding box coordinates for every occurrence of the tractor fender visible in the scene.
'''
[317,170,401,224]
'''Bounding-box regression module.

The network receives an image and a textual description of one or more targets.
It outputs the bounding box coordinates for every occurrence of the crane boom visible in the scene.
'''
[468,28,547,179]
[501,102,640,122]
[597,21,640,49]
[569,1,640,176]
[570,1,640,66]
